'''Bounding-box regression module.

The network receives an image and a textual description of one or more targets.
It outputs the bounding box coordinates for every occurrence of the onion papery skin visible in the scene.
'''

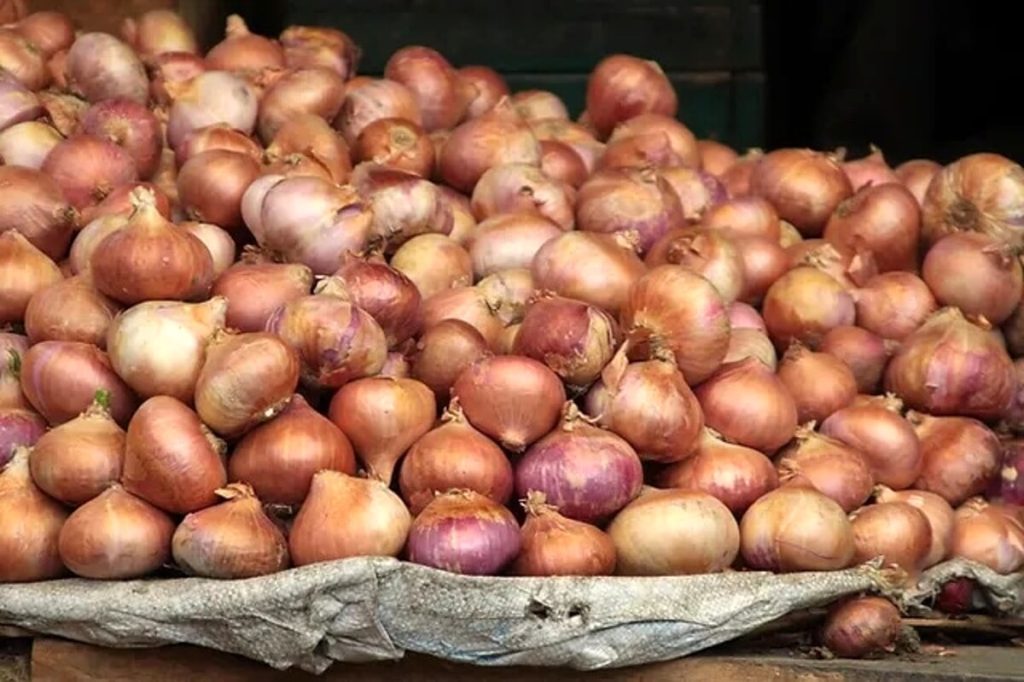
[471,162,575,230]
[702,196,781,242]
[467,212,562,280]
[66,33,148,104]
[41,134,139,212]
[335,78,422,146]
[421,286,505,351]
[166,71,258,153]
[384,45,468,132]
[205,14,285,74]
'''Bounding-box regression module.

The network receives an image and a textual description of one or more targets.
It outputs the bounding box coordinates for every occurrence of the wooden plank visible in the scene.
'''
[27,638,1024,682]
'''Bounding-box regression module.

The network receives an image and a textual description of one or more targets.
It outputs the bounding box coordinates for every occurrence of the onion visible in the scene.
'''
[384,46,468,132]
[0,408,43,465]
[335,78,422,145]
[0,2,26,26]
[854,272,937,341]
[458,65,508,118]
[82,181,172,224]
[332,252,422,348]
[950,499,1024,574]
[821,597,902,659]
[999,440,1024,505]
[25,275,121,349]
[42,134,138,211]
[0,121,62,170]
[699,139,738,176]
[621,265,730,385]
[598,132,686,172]
[910,413,1002,506]
[875,486,954,568]
[823,183,921,273]
[19,340,136,426]
[66,33,146,103]
[923,232,1023,324]
[354,117,432,178]
[724,328,778,369]
[922,153,1024,248]
[205,15,284,73]
[351,163,451,250]
[819,399,922,490]
[257,67,346,143]
[719,148,762,197]
[439,98,541,193]
[532,232,646,316]
[0,78,40,134]
[819,326,893,394]
[702,196,781,242]
[733,236,789,305]
[850,501,931,572]
[539,139,587,188]
[658,428,778,515]
[421,286,505,350]
[509,90,566,122]
[935,578,977,614]
[0,230,62,323]
[28,391,122,506]
[763,266,855,348]
[777,429,874,513]
[147,51,206,106]
[608,489,738,576]
[182,222,235,278]
[120,9,197,59]
[586,55,677,139]
[255,176,373,275]
[399,405,512,514]
[740,487,855,571]
[107,298,226,402]
[695,357,797,454]
[0,29,46,90]
[390,234,472,300]
[452,355,565,451]
[476,268,535,325]
[789,239,876,291]
[37,90,85,138]
[166,71,258,152]
[750,148,853,237]
[58,484,174,579]
[194,331,300,438]
[328,376,435,484]
[512,491,616,576]
[178,149,260,229]
[885,308,1015,421]
[16,11,74,58]
[778,220,803,247]
[209,260,309,333]
[645,227,745,304]
[437,186,476,243]
[122,395,226,514]
[279,25,358,77]
[777,343,857,424]
[577,168,684,255]
[175,123,261,168]
[1004,305,1024,358]
[528,117,606,174]
[839,146,899,190]
[466,213,559,280]
[895,159,941,205]
[0,447,67,581]
[470,163,574,229]
[290,471,410,565]
[171,482,288,579]
[80,98,162,180]
[0,333,29,410]
[91,189,214,304]
[411,319,489,401]
[728,302,766,332]
[660,167,727,222]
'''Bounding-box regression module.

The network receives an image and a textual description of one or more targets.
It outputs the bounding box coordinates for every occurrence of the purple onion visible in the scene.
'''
[0,79,42,134]
[576,168,684,255]
[0,409,46,468]
[515,407,644,523]
[407,490,521,575]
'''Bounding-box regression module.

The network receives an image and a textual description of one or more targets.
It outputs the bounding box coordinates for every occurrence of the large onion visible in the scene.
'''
[257,67,347,143]
[922,232,1023,325]
[749,148,853,237]
[823,183,921,273]
[853,272,937,341]
[166,71,258,152]
[585,55,677,139]
[875,486,955,568]
[949,499,1024,574]
[702,196,781,242]
[512,492,616,576]
[819,398,922,490]
[42,134,139,211]
[0,446,67,582]
[471,163,574,229]
[25,276,119,350]
[819,326,892,394]
[335,78,422,145]
[458,65,508,119]
[384,46,468,132]
[333,252,422,348]
[850,501,931,572]
[212,259,312,333]
[762,266,855,349]
[910,413,1002,506]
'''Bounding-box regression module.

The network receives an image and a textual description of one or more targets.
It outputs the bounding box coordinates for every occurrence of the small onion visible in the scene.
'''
[16,11,74,58]
[820,399,922,490]
[257,68,346,143]
[512,90,568,122]
[212,260,312,333]
[410,319,489,401]
[26,276,119,349]
[540,140,588,188]
[334,78,422,145]
[598,131,687,171]
[749,148,853,237]
[390,234,472,300]
[763,266,855,349]
[421,286,505,350]
[733,235,789,304]
[777,429,875,513]
[205,15,284,74]
[37,90,86,138]
[467,212,561,278]
[80,98,162,180]
[851,501,932,572]
[821,597,902,659]
[512,491,616,576]
[949,499,1024,574]
[458,65,508,118]
[923,232,1023,325]
[719,148,763,197]
[175,123,262,168]
[66,33,147,104]
[0,230,62,323]
[876,486,955,568]
[645,227,745,304]
[147,52,206,107]
[333,252,423,348]
[854,272,937,341]
[586,55,677,139]
[777,343,858,424]
[476,268,535,326]
[740,487,855,571]
[702,196,781,242]
[699,139,739,176]
[279,25,358,77]
[354,117,433,178]
[840,146,899,190]
[608,489,739,576]
[178,149,261,229]
[911,413,1002,506]
[229,394,355,506]
[819,326,894,394]
[528,117,605,174]
[42,134,139,211]
[577,167,684,255]
[0,447,67,582]
[659,167,727,222]
[824,183,921,273]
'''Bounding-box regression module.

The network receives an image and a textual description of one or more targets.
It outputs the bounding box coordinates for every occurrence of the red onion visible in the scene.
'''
[166,71,258,152]
[42,135,138,211]
[66,33,147,104]
[719,148,762,197]
[910,413,1002,506]
[80,99,162,180]
[777,343,858,424]
[777,428,875,513]
[895,158,941,205]
[819,326,894,395]
[854,272,937,341]
[923,232,1023,325]
[645,227,745,304]
[120,9,197,59]
[598,131,687,172]
[333,252,423,348]
[586,55,677,138]
[0,165,77,260]
[821,597,902,658]
[750,148,853,237]
[0,408,45,467]
[577,168,684,255]
[257,67,346,143]
[763,266,855,348]
[824,183,921,273]
[528,117,606,174]
[385,46,468,132]
[335,78,422,145]
[82,181,171,224]
[458,65,508,119]
[205,15,284,74]
[280,25,359,78]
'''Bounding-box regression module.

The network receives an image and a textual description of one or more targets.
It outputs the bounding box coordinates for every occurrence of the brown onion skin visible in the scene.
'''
[854,272,937,341]
[922,153,1024,249]
[421,286,505,351]
[0,166,77,261]
[178,149,261,229]
[16,11,74,58]
[750,148,853,237]
[740,487,855,572]
[851,501,932,572]
[585,352,703,463]
[195,331,300,439]
[724,328,778,370]
[20,341,137,427]
[228,394,355,506]
[399,408,513,515]
[0,447,67,582]
[354,117,433,178]
[702,196,781,242]
[819,326,893,394]
[644,227,745,304]
[777,430,875,513]
[911,413,1002,506]
[29,396,124,506]
[734,235,789,305]
[777,344,858,424]
[407,489,521,576]
[476,268,535,326]
[608,489,740,576]
[923,232,1023,325]
[452,355,565,451]
[42,134,139,211]
[695,357,798,454]
[699,139,739,176]
[820,401,922,490]
[411,319,489,401]
[763,266,856,349]
[875,486,954,568]
[391,234,473,300]
[949,500,1024,574]
[884,308,1015,421]
[335,78,422,146]
[824,183,921,273]
[212,261,313,333]
[80,99,162,181]
[598,131,687,172]
[896,159,941,205]
[58,485,174,580]
[577,167,684,256]
[821,597,902,659]
[385,46,467,132]
[0,230,63,324]
[540,140,588,189]
[334,253,423,348]
[532,232,647,317]
[205,15,285,74]
[512,496,616,577]
[621,265,730,385]
[25,276,121,349]
[659,428,779,516]
[586,55,678,139]
[171,483,289,579]
[458,65,508,118]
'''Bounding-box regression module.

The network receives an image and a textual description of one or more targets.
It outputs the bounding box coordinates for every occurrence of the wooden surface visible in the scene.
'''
[12,638,1024,682]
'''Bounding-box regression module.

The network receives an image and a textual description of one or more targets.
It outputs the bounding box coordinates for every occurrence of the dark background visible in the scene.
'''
[216,0,1021,165]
